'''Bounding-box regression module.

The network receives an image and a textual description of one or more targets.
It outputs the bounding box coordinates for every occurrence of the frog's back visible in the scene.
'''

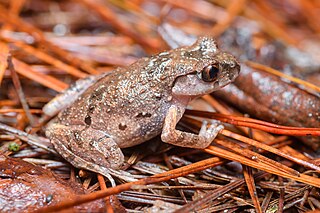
[55,54,179,147]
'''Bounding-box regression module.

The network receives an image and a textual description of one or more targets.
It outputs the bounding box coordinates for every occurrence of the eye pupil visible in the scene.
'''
[201,64,219,82]
[208,66,219,79]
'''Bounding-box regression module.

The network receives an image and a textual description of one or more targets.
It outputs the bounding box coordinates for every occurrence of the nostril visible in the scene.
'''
[229,61,236,68]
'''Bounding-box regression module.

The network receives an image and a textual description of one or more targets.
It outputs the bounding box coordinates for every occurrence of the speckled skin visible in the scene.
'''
[45,37,240,174]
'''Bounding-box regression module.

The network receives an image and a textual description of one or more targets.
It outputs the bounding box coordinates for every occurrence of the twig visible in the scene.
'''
[174,172,267,213]
[243,165,262,213]
[0,122,56,154]
[74,0,159,51]
[211,0,247,36]
[34,156,223,212]
[2,36,88,78]
[185,110,320,136]
[12,57,68,92]
[205,146,320,187]
[221,129,320,172]
[0,4,98,74]
[0,41,9,85]
[97,174,114,213]
[7,55,36,126]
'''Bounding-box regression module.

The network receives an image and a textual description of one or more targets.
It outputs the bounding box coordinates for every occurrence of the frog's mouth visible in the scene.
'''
[171,74,221,97]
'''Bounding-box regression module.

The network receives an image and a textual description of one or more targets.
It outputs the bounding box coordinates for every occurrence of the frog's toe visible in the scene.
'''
[199,120,224,144]
[206,120,224,139]
[93,137,124,169]
[209,120,224,131]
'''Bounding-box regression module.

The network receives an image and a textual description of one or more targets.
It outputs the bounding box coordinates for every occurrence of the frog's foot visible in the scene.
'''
[46,123,124,172]
[199,120,224,146]
[161,105,224,149]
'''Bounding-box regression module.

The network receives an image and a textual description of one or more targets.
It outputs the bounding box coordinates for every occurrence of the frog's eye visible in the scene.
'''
[200,64,219,82]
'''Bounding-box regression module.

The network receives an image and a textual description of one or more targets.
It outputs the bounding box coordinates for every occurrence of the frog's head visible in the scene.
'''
[172,37,240,97]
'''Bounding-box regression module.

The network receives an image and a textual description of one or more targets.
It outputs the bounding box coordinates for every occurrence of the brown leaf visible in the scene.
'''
[0,155,105,212]
[214,65,320,149]
[216,65,319,128]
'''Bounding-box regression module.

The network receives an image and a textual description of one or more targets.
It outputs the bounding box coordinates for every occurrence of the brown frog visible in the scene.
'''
[43,37,240,177]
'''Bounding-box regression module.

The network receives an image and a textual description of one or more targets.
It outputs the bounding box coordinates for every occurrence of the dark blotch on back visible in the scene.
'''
[118,123,127,130]
[90,87,106,102]
[88,105,95,113]
[136,112,152,118]
[85,115,92,125]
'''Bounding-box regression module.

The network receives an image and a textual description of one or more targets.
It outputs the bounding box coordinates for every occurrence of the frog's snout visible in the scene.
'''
[228,61,241,81]
[216,52,240,82]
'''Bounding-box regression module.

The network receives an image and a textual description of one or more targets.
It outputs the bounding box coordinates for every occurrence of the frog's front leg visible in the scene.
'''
[46,123,124,171]
[161,105,224,149]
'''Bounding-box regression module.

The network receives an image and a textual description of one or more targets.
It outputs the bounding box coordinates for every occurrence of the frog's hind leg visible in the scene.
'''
[161,105,224,149]
[46,123,124,182]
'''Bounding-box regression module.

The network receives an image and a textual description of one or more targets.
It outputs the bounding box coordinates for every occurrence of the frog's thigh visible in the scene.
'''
[161,105,224,149]
[46,123,124,170]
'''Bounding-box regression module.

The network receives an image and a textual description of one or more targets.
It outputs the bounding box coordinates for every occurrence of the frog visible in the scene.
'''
[43,37,240,177]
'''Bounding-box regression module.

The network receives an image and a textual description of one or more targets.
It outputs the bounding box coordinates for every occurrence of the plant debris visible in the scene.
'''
[0,0,319,212]
[0,155,106,212]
